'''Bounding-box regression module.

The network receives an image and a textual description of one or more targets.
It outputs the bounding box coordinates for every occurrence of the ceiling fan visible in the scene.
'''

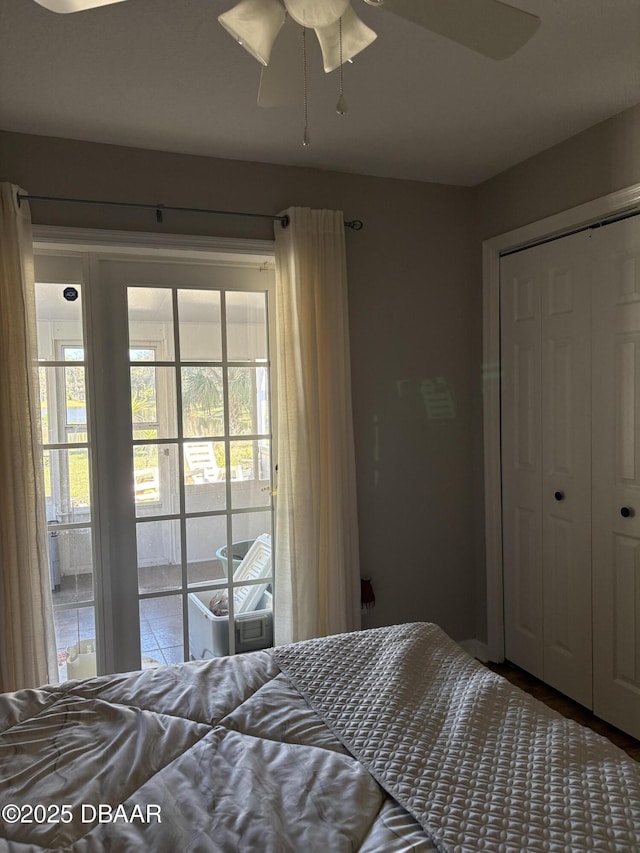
[32,0,540,61]
[32,0,540,136]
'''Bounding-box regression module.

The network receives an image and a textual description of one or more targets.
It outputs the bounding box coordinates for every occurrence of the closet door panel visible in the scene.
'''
[501,233,592,701]
[592,219,640,739]
[540,234,592,708]
[501,248,544,678]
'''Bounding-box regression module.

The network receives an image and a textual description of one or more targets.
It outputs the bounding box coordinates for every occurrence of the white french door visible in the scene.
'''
[34,243,276,678]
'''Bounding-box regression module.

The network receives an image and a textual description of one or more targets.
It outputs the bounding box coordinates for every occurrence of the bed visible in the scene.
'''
[1,622,639,851]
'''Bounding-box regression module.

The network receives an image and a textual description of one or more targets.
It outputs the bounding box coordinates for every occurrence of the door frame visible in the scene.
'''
[32,225,276,675]
[32,225,275,260]
[482,181,640,662]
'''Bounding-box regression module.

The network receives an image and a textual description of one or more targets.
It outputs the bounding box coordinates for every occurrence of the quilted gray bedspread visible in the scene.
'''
[0,622,639,851]
[273,622,640,852]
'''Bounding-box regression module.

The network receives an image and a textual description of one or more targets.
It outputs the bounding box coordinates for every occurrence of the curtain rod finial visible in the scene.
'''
[346,219,363,230]
[281,214,290,228]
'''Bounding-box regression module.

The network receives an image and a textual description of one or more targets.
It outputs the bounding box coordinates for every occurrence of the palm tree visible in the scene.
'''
[181,367,224,436]
[181,367,254,436]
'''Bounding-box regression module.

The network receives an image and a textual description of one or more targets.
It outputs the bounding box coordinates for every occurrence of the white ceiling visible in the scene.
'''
[1,0,639,185]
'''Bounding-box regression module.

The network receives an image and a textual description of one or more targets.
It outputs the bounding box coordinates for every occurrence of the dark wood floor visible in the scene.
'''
[486,661,640,762]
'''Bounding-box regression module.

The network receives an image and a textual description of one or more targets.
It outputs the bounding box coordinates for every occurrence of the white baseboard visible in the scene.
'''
[458,639,490,662]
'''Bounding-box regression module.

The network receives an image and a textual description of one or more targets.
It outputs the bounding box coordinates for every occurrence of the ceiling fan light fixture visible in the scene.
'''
[218,0,286,66]
[31,0,126,12]
[315,5,377,73]
[283,0,349,29]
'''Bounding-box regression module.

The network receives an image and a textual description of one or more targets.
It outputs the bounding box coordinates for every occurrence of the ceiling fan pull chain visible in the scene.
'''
[336,15,348,115]
[302,27,310,146]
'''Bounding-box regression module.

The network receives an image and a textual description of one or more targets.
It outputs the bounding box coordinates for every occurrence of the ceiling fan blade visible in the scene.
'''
[32,0,127,12]
[380,0,540,60]
[257,16,301,107]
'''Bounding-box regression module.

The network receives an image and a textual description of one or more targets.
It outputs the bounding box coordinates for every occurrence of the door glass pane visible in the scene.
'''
[184,441,226,513]
[230,440,271,509]
[131,366,177,439]
[228,367,261,435]
[186,515,227,586]
[35,282,84,361]
[128,287,175,361]
[134,443,179,518]
[231,511,273,582]
[139,595,184,667]
[44,448,91,522]
[39,366,88,444]
[226,291,268,361]
[49,527,94,604]
[64,362,87,429]
[182,367,224,437]
[55,605,96,681]
[178,289,222,362]
[136,519,181,593]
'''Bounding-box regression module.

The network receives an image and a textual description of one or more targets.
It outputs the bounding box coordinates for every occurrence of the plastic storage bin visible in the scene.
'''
[188,590,273,658]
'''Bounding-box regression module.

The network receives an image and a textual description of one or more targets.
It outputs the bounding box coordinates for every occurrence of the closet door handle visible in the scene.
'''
[620,506,634,518]
[554,491,564,501]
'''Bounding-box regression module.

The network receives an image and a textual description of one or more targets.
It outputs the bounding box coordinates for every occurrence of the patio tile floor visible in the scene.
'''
[54,594,193,681]
[52,564,228,680]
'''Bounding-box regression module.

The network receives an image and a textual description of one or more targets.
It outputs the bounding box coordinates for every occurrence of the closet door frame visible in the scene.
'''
[482,181,640,662]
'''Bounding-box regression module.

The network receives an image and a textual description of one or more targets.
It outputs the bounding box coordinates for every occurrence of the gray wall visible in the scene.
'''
[11,102,637,648]
[472,102,640,644]
[477,103,640,238]
[0,130,477,641]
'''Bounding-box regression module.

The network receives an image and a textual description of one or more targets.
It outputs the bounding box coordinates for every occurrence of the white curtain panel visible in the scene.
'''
[274,207,361,644]
[0,183,57,691]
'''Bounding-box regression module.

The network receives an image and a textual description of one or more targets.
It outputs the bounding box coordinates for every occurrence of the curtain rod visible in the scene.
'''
[15,193,364,231]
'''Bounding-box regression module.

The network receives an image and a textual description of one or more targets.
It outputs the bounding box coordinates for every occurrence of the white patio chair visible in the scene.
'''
[183,442,223,483]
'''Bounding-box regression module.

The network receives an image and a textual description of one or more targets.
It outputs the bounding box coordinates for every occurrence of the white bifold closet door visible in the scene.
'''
[502,218,640,739]
[501,230,592,710]
[592,217,640,739]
